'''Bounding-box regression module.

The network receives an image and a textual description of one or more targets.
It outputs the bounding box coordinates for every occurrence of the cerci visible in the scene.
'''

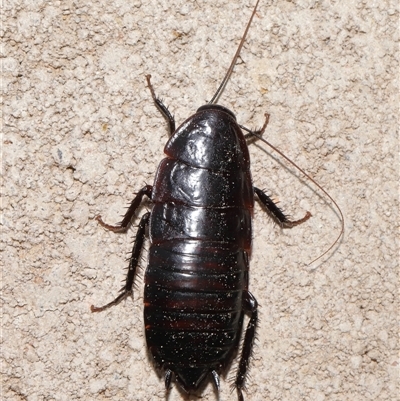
[91,1,310,400]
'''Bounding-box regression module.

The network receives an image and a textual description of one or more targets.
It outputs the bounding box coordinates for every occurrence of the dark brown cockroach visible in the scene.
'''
[91,1,343,400]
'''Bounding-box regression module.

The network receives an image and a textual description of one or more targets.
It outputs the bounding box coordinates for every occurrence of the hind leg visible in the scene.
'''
[235,290,258,401]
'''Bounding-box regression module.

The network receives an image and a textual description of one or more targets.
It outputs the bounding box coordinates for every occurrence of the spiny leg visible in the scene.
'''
[96,185,152,233]
[254,187,311,228]
[91,212,150,312]
[165,369,173,391]
[235,290,258,401]
[241,113,270,140]
[146,74,176,136]
[211,370,220,391]
[242,113,311,228]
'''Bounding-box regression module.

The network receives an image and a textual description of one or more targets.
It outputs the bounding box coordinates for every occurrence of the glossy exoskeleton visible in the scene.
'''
[91,1,312,400]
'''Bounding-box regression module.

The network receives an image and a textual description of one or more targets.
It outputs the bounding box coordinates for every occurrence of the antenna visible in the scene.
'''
[208,0,344,264]
[247,118,344,265]
[209,0,261,104]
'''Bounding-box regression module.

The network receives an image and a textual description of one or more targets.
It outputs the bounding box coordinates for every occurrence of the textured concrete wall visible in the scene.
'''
[3,1,398,400]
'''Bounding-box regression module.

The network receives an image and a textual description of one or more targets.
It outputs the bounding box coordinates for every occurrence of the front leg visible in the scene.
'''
[146,75,176,136]
[242,114,311,227]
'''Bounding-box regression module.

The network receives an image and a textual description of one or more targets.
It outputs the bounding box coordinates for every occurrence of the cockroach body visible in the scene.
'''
[91,0,342,399]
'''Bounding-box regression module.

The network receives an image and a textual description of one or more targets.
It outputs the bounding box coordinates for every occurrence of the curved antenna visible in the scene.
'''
[209,0,261,104]
[248,120,344,266]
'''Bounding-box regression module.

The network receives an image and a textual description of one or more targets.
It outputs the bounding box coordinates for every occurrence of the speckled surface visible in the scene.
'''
[2,1,398,400]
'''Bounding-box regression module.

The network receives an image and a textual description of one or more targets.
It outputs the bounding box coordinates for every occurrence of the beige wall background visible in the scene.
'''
[2,1,398,400]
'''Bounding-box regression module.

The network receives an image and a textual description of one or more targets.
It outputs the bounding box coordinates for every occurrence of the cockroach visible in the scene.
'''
[91,1,343,400]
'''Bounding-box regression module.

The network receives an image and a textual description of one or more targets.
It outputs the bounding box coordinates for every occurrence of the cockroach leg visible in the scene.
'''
[254,187,311,228]
[96,185,152,233]
[146,74,176,136]
[91,212,150,312]
[235,290,258,401]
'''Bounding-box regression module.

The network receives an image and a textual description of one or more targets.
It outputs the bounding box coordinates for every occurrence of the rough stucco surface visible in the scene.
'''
[2,0,398,400]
